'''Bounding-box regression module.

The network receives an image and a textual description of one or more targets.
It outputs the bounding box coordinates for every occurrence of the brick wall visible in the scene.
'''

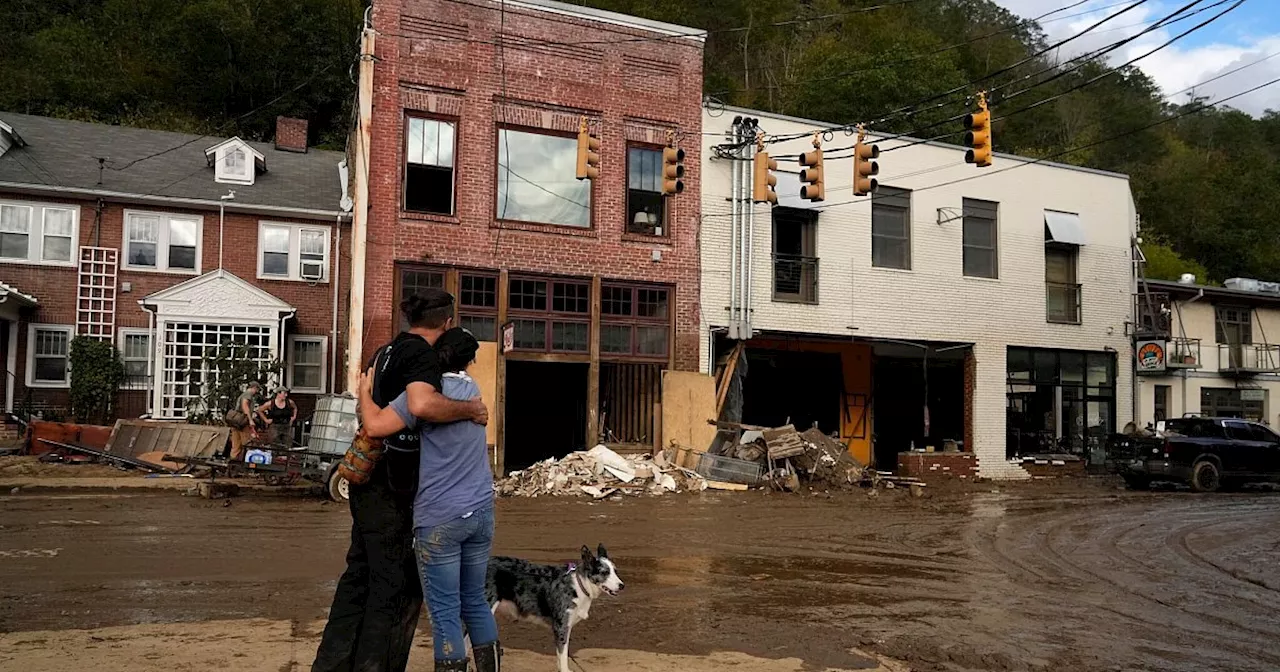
[275,117,309,153]
[0,192,350,417]
[362,0,705,369]
[898,452,980,482]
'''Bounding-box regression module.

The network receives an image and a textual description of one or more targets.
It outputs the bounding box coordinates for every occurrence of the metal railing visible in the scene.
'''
[1167,338,1202,368]
[1046,282,1082,324]
[772,254,819,304]
[1217,343,1280,373]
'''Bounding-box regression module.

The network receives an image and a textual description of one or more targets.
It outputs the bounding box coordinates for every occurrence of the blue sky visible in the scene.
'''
[993,0,1280,115]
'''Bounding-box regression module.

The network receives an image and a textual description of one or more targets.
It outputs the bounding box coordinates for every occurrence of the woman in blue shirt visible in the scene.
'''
[358,328,500,672]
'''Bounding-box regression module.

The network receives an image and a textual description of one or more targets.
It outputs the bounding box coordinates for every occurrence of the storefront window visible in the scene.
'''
[1006,347,1116,463]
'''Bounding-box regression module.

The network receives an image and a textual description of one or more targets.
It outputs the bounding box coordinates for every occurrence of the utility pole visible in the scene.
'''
[346,22,375,394]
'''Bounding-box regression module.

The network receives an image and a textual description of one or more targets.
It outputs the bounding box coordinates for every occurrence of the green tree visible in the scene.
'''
[1141,241,1210,284]
[184,340,284,426]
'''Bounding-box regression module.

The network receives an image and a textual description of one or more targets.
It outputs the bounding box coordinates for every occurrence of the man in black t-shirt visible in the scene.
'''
[313,289,487,672]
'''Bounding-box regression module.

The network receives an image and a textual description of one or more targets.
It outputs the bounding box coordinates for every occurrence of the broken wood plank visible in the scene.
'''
[705,480,749,491]
[38,439,175,473]
[713,342,744,419]
[705,419,769,432]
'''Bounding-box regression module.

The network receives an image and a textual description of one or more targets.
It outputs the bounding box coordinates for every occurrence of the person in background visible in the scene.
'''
[359,327,500,672]
[229,381,261,461]
[258,388,298,448]
[312,290,489,672]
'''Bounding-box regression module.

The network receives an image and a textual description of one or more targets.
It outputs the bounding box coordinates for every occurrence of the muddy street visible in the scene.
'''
[1,483,1278,672]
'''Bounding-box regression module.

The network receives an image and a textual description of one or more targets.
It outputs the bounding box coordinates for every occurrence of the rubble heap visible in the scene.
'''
[496,445,708,498]
[792,427,866,487]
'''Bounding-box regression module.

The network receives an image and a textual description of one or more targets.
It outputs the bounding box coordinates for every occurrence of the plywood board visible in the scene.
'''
[661,370,718,466]
[467,341,499,448]
[105,420,229,460]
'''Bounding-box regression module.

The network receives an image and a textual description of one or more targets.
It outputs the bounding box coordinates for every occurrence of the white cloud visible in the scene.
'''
[993,0,1280,115]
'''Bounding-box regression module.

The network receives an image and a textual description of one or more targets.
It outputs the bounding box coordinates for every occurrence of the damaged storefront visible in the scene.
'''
[395,264,675,474]
[710,332,975,473]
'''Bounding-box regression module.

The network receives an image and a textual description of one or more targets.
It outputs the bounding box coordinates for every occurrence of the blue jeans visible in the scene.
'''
[414,505,499,661]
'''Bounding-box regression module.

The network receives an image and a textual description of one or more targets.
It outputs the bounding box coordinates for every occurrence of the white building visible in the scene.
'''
[698,107,1136,479]
[1135,278,1280,426]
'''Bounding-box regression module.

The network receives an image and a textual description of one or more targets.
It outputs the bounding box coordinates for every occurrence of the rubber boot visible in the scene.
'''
[435,659,470,672]
[472,641,502,672]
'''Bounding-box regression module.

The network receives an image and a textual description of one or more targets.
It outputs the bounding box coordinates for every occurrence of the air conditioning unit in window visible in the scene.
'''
[300,261,325,280]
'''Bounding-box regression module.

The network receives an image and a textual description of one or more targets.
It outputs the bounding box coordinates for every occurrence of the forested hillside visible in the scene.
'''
[2,0,1276,283]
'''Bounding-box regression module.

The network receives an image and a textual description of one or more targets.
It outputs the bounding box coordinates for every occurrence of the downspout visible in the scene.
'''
[739,120,750,337]
[279,309,297,388]
[331,215,342,394]
[219,191,236,269]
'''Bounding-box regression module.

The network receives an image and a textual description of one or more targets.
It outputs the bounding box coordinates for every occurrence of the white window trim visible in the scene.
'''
[122,209,203,275]
[287,335,328,393]
[26,323,74,389]
[0,199,79,268]
[216,144,255,185]
[117,327,153,390]
[257,221,331,283]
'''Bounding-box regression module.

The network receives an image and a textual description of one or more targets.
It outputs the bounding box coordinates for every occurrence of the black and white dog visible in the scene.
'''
[483,544,624,672]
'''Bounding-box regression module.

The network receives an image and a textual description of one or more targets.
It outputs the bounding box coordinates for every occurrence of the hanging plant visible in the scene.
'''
[68,337,126,424]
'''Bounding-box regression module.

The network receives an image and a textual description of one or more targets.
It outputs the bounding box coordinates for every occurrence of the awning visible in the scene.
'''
[0,280,38,307]
[775,171,822,211]
[1045,210,1086,246]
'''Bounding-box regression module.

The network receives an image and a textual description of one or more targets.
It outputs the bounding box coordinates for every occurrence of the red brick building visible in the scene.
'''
[0,113,350,426]
[364,0,705,470]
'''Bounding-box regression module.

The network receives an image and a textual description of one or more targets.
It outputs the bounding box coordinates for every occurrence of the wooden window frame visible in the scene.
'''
[600,282,672,362]
[403,113,459,217]
[493,124,594,231]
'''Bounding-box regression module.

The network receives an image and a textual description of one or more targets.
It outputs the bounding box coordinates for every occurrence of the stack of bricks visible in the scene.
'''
[897,452,981,482]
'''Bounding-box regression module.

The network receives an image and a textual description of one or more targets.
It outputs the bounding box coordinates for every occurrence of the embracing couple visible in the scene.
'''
[312,288,500,672]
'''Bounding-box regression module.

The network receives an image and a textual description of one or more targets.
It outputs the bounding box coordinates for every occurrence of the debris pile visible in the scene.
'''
[496,445,707,498]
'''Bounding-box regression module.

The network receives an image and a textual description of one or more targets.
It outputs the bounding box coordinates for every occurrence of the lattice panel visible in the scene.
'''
[77,247,118,343]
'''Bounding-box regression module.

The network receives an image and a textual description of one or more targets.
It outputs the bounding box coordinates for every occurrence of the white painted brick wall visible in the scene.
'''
[699,107,1136,479]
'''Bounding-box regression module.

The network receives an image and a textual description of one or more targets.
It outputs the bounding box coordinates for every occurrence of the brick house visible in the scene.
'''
[0,113,350,425]
[363,0,704,472]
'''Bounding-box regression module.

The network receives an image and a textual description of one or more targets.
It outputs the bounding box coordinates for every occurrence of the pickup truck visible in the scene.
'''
[1107,417,1280,492]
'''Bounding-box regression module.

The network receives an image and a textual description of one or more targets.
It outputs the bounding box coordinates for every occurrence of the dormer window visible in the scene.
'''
[224,148,246,175]
[205,137,264,186]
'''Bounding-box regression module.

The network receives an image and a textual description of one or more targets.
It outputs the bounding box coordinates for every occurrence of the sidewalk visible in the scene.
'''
[0,618,909,672]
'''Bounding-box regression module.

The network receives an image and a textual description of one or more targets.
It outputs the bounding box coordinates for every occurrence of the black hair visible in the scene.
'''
[435,327,480,373]
[401,288,454,330]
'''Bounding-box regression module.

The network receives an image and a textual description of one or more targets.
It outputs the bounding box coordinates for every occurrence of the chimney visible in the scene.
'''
[275,116,309,153]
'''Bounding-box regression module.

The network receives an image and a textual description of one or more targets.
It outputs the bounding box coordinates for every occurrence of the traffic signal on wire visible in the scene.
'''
[964,93,993,168]
[753,147,778,205]
[662,146,685,196]
[853,128,879,196]
[799,135,824,203]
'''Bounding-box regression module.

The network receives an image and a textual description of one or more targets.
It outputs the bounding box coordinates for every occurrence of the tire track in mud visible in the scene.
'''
[975,494,1280,671]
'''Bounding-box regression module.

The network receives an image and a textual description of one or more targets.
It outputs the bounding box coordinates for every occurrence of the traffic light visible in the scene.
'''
[576,117,601,180]
[753,149,778,205]
[853,133,879,196]
[662,146,685,196]
[964,93,992,168]
[799,136,824,203]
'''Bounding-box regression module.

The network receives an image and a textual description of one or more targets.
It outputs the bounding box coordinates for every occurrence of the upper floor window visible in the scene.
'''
[871,186,911,270]
[208,138,260,185]
[772,207,818,304]
[0,200,78,266]
[962,198,998,279]
[258,222,329,282]
[496,129,591,228]
[1215,305,1252,345]
[626,146,666,236]
[405,117,456,215]
[124,211,201,274]
[1045,244,1080,324]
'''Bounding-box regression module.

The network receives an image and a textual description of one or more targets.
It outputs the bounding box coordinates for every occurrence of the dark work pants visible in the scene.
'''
[312,455,422,672]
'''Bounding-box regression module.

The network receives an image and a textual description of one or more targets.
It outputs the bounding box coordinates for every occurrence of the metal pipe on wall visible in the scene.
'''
[331,215,342,394]
[744,120,754,338]
[728,119,739,332]
[738,121,749,337]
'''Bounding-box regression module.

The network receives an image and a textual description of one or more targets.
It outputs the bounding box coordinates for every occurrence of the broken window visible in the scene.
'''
[404,116,456,215]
